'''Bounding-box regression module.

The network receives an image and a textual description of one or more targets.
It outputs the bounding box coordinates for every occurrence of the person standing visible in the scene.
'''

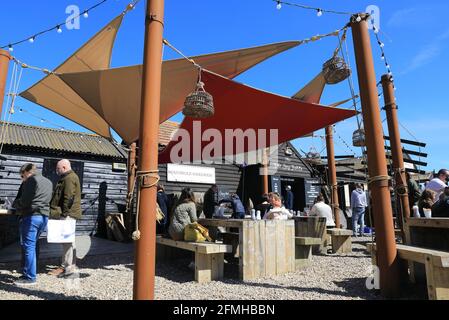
[203,184,218,219]
[351,184,367,236]
[49,160,82,277]
[284,185,294,210]
[406,172,421,210]
[12,163,53,286]
[426,169,449,201]
[156,184,170,234]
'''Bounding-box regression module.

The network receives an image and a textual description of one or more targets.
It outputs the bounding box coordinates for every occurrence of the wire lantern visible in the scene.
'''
[352,128,366,147]
[183,69,215,119]
[322,56,351,85]
[306,147,321,161]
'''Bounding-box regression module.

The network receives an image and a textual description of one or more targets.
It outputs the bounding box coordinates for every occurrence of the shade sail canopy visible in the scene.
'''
[292,72,326,104]
[57,41,301,144]
[19,14,125,139]
[158,70,356,164]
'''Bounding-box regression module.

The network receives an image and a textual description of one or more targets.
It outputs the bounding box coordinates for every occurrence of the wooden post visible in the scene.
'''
[126,142,137,237]
[0,49,11,118]
[325,125,340,228]
[262,148,269,195]
[381,74,411,223]
[351,14,400,298]
[133,0,164,300]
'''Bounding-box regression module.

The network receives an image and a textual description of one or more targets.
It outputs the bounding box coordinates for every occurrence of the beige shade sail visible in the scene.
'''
[19,14,126,139]
[58,41,301,144]
[292,72,326,103]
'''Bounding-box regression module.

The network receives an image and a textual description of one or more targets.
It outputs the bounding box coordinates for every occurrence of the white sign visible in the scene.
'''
[167,164,216,184]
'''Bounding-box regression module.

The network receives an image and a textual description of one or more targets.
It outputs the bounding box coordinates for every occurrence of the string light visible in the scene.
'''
[373,29,396,90]
[276,0,282,10]
[0,0,143,50]
[18,107,68,131]
[272,0,354,16]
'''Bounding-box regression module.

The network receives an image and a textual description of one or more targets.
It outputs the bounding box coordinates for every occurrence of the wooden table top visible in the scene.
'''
[405,218,449,229]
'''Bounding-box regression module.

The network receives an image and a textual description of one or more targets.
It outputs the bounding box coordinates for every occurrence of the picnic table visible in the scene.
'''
[198,218,295,281]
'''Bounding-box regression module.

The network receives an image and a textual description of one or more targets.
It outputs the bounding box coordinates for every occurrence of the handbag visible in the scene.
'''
[184,222,212,242]
[47,219,76,243]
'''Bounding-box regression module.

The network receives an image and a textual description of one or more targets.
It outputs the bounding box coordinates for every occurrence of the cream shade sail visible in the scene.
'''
[20,14,125,139]
[58,41,301,144]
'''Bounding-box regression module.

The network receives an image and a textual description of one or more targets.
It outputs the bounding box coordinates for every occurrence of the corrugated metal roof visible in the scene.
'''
[159,120,179,146]
[0,122,127,159]
[0,121,181,159]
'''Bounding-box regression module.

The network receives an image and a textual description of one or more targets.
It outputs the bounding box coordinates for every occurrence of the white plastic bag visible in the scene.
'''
[47,219,76,243]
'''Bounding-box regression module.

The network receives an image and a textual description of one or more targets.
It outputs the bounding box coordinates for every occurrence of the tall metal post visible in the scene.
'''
[325,125,340,228]
[0,49,11,118]
[382,74,411,222]
[133,0,164,300]
[351,14,400,297]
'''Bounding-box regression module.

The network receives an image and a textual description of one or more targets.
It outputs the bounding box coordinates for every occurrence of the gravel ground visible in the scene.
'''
[0,237,421,300]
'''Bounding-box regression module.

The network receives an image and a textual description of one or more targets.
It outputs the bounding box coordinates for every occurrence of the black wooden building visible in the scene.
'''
[0,122,128,248]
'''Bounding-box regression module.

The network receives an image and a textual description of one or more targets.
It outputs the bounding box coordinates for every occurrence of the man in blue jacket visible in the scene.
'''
[13,163,53,286]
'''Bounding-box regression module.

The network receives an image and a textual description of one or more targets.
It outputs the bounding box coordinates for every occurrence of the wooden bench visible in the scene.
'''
[295,236,323,269]
[156,237,232,283]
[367,243,449,300]
[327,229,353,254]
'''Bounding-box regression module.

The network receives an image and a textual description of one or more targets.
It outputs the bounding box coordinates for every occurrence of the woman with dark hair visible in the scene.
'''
[168,188,198,241]
[418,189,436,217]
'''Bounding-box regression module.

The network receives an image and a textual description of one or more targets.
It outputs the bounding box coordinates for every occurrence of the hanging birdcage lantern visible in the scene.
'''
[322,56,351,85]
[306,147,321,161]
[183,69,215,119]
[352,128,366,147]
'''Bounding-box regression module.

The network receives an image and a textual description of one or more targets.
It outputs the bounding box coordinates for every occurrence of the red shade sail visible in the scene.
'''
[158,70,356,164]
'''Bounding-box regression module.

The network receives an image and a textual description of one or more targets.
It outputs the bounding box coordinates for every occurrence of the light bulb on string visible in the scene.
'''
[8,44,13,52]
[29,37,35,44]
[373,26,379,34]
[276,1,282,10]
[378,41,385,48]
[57,25,62,34]
[356,15,362,22]
[317,9,323,17]
[83,11,89,18]
[381,53,385,60]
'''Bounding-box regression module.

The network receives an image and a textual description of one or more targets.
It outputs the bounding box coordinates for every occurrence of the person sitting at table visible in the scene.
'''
[203,184,218,219]
[418,189,436,218]
[309,194,336,228]
[169,188,198,241]
[263,193,293,220]
[431,187,449,218]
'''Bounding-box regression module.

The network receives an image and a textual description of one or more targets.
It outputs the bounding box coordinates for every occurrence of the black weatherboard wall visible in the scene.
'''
[0,152,127,248]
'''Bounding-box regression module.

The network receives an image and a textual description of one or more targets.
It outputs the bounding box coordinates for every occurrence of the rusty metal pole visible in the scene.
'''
[126,143,137,237]
[351,14,400,298]
[381,75,411,222]
[325,125,341,228]
[133,0,164,300]
[0,49,12,118]
[262,148,269,194]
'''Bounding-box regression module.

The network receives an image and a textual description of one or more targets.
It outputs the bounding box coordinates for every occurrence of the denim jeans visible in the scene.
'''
[352,207,365,236]
[20,215,48,281]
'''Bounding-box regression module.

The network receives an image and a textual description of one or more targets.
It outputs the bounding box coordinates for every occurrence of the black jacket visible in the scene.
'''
[13,173,53,216]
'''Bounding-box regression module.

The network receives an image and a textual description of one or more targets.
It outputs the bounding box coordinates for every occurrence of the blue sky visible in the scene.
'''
[1,0,448,172]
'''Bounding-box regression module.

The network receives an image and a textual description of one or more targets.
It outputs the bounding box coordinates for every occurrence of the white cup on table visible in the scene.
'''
[423,208,432,218]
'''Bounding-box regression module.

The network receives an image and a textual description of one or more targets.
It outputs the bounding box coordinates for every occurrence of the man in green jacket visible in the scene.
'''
[49,159,82,277]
